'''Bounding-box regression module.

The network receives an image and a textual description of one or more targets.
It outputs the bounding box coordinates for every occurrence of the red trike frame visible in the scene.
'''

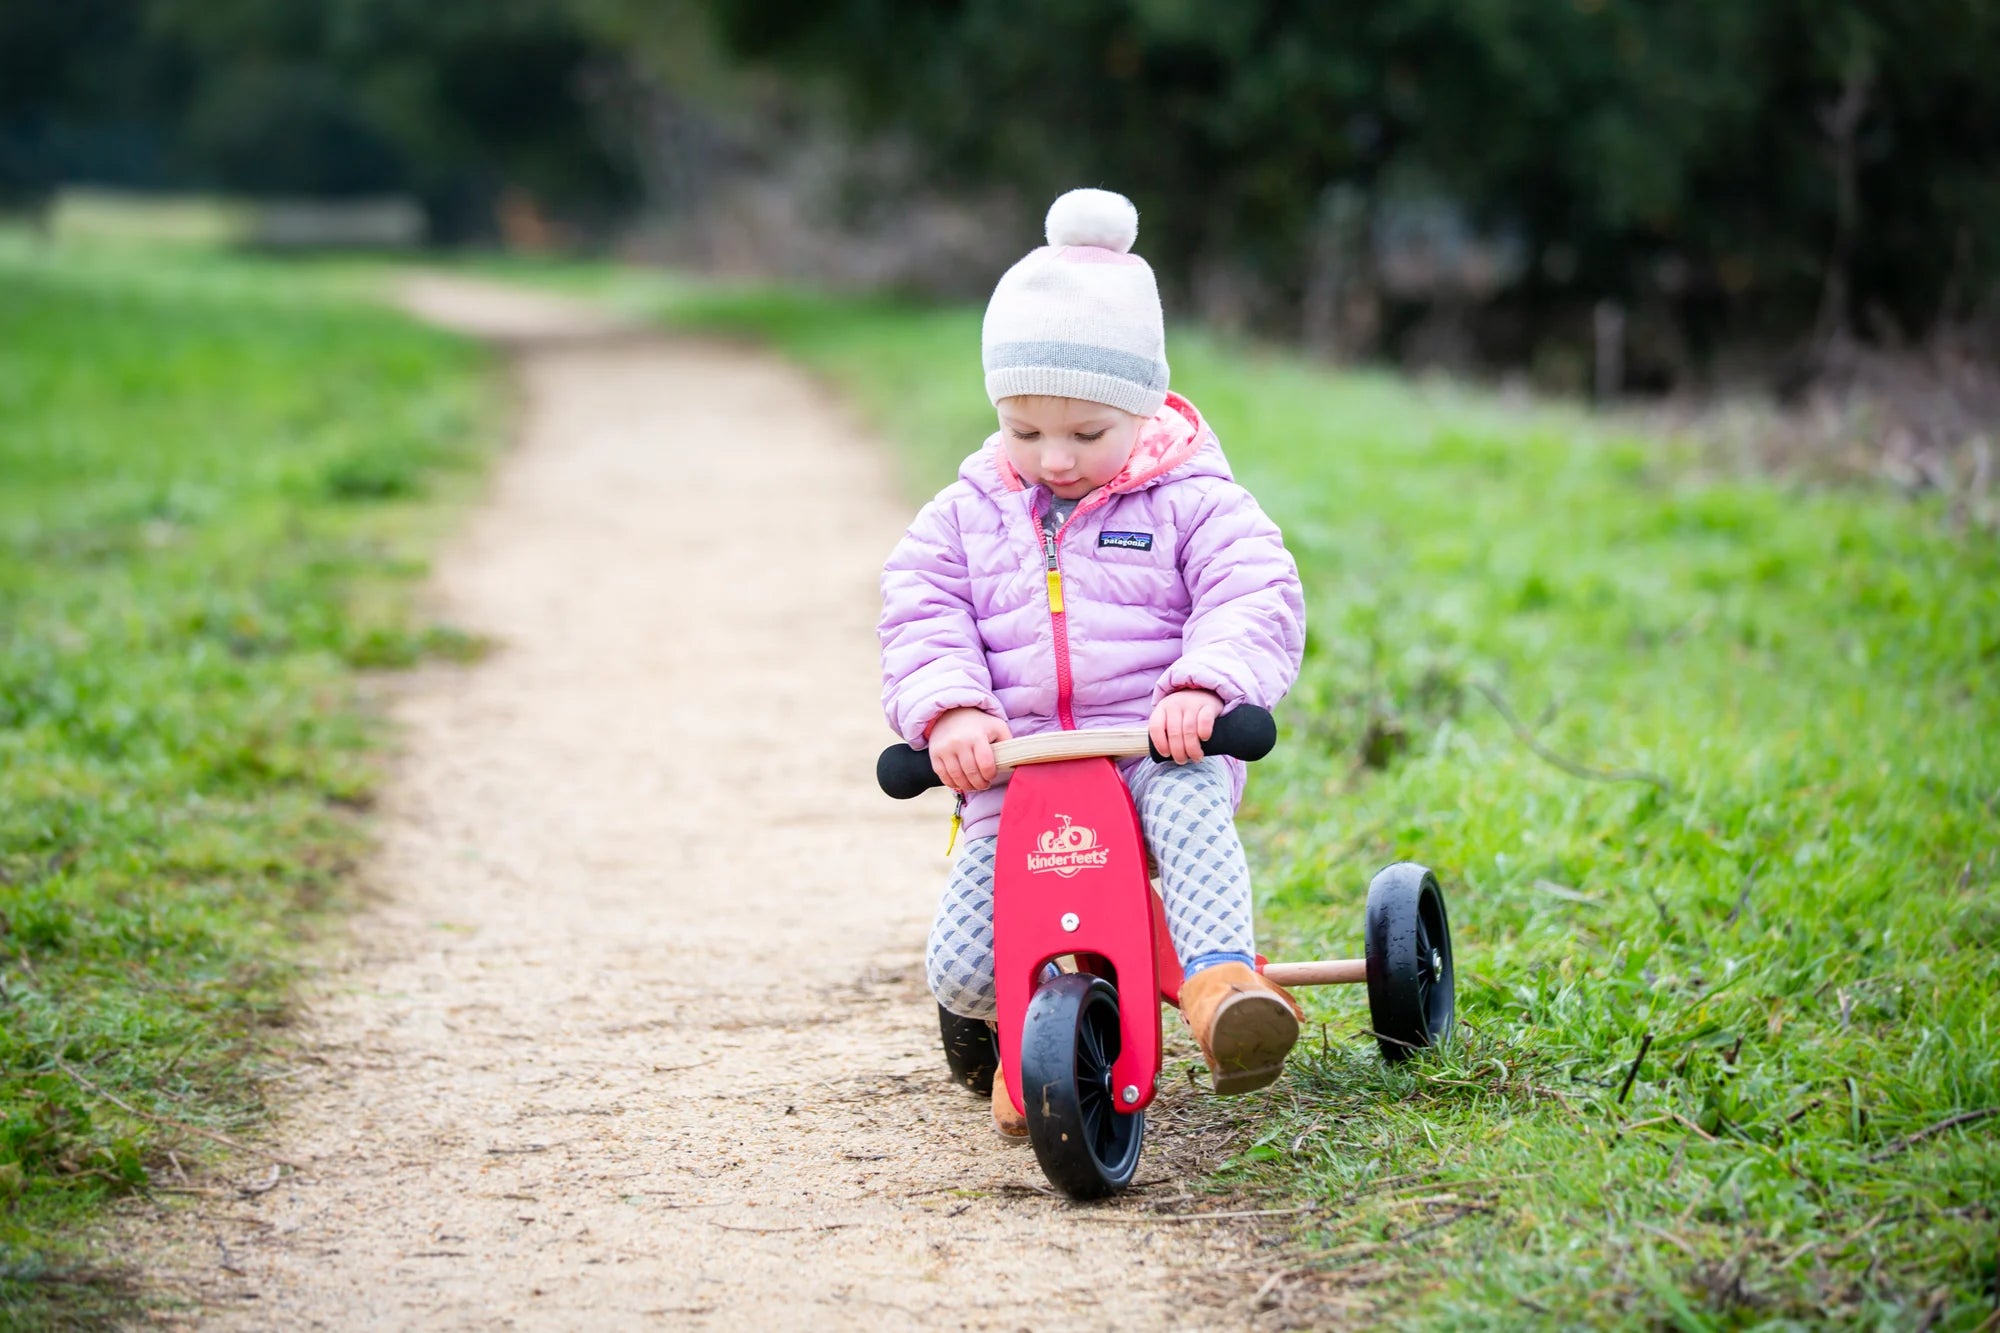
[993,756,1187,1117]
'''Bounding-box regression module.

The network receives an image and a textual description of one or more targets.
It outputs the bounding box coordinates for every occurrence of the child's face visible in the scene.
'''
[997,396,1143,501]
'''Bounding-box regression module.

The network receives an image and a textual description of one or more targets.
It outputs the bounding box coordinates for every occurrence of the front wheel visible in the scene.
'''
[1019,974,1144,1199]
[1364,862,1456,1062]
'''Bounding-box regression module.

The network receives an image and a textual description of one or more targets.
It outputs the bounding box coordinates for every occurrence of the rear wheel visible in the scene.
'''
[938,1004,998,1095]
[1364,863,1455,1062]
[1019,974,1144,1199]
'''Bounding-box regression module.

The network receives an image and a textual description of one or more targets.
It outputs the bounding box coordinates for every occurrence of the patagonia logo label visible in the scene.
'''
[1099,530,1153,551]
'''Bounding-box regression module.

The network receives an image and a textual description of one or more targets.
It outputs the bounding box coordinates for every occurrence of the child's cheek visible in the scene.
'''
[1104,438,1140,479]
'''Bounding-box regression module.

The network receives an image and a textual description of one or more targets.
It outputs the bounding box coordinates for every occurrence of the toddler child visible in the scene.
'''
[879,189,1307,1138]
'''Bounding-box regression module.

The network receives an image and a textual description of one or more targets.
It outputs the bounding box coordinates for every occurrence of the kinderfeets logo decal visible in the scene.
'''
[1027,814,1111,878]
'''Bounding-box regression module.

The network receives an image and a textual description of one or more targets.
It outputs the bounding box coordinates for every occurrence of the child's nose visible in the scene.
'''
[1043,445,1076,473]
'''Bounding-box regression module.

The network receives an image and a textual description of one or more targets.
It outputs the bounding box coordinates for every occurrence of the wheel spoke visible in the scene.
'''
[1079,1088,1105,1148]
[1079,1015,1106,1072]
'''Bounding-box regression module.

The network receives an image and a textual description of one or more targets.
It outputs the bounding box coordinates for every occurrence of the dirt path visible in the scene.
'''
[132,277,1283,1329]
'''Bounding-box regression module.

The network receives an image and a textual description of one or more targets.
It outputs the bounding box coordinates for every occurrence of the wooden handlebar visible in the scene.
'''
[989,727,1154,770]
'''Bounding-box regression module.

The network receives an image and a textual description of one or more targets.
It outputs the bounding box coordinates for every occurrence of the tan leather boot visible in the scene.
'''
[991,1051,1027,1140]
[1179,962,1303,1094]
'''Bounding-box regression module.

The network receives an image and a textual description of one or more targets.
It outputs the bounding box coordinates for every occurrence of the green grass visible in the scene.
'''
[646,287,2000,1329]
[0,235,495,1325]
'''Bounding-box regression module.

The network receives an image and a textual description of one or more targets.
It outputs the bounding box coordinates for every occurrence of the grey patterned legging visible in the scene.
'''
[926,757,1255,1021]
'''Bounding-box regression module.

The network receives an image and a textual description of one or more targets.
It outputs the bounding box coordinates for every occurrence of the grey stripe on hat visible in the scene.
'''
[984,340,1169,391]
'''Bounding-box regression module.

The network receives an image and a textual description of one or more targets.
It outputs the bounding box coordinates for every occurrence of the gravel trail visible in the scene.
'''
[131,277,1278,1330]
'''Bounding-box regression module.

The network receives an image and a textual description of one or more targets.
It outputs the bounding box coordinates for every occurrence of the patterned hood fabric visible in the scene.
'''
[879,392,1307,842]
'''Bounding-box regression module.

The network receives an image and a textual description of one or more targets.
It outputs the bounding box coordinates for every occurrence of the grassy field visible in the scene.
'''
[4,243,1992,1327]
[657,289,1999,1328]
[0,237,494,1325]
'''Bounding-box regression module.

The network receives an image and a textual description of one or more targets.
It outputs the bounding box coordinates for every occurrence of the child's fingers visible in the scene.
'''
[1178,709,1204,762]
[937,745,968,792]
[972,737,998,785]
[956,742,992,791]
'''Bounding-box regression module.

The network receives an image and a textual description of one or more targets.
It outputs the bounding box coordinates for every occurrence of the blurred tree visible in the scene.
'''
[0,0,638,239]
[5,0,1993,357]
[692,0,2000,363]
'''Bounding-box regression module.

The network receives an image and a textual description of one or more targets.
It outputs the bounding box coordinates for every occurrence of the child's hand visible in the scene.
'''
[1150,688,1225,764]
[927,707,1013,792]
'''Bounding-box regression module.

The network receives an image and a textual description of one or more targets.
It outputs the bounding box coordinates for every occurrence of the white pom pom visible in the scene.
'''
[1044,188,1139,252]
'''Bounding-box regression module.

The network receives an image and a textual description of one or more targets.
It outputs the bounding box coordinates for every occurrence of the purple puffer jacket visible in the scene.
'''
[880,392,1306,841]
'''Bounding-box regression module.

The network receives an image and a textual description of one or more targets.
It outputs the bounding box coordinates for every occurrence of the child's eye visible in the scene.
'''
[1076,430,1107,442]
[1011,429,1041,440]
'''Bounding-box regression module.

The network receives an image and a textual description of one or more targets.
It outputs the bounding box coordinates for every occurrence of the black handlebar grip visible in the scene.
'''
[1148,703,1277,765]
[877,743,945,799]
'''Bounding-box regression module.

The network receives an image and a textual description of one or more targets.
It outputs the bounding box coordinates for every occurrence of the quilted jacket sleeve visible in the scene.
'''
[879,490,1003,746]
[1155,480,1306,710]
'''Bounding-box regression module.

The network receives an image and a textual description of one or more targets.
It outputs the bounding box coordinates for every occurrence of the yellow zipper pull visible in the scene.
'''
[1041,529,1064,613]
[945,792,964,857]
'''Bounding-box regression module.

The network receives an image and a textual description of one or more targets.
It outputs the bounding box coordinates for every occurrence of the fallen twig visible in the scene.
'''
[1532,878,1602,906]
[1667,1112,1719,1143]
[1250,1267,1293,1308]
[1470,681,1673,793]
[1866,1108,1999,1162]
[705,1221,861,1235]
[1618,1032,1654,1104]
[55,1059,302,1171]
[239,1164,283,1197]
[1724,860,1761,927]
[1634,1220,1702,1259]
[1394,1202,1491,1242]
[1364,1028,1422,1052]
[1623,1112,1719,1144]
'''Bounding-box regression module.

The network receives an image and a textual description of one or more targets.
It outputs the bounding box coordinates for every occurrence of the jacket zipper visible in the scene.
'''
[1040,524,1076,729]
[1035,491,1110,731]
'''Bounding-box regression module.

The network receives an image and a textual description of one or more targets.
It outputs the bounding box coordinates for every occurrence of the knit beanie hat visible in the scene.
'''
[982,189,1169,418]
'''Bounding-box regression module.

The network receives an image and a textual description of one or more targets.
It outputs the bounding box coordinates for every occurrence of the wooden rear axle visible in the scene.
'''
[1262,958,1367,987]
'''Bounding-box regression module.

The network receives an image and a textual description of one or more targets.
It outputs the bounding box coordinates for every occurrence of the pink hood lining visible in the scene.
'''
[989,392,1207,498]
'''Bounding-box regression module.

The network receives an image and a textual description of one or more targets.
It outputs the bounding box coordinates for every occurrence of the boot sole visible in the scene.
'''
[993,1090,1029,1142]
[1204,990,1300,1095]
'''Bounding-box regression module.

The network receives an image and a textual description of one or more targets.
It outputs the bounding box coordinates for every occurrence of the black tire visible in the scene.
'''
[938,1004,998,1095]
[1364,862,1456,1062]
[1019,974,1144,1199]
